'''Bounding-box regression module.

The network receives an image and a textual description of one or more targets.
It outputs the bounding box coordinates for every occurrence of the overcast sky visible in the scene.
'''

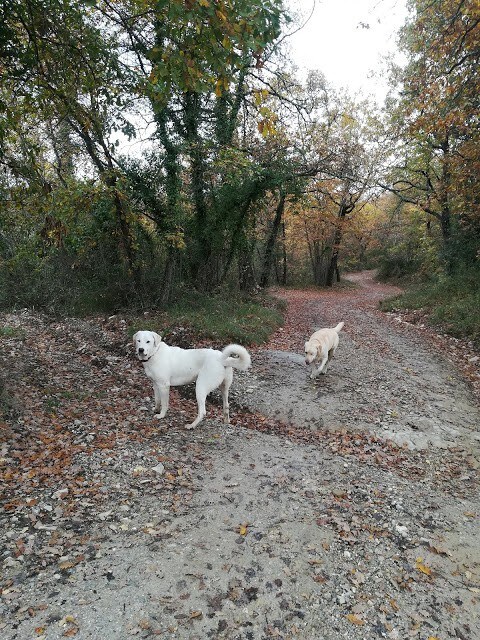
[284,0,409,102]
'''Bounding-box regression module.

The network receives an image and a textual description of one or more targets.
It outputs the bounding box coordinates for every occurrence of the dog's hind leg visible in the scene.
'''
[220,369,233,425]
[185,380,208,430]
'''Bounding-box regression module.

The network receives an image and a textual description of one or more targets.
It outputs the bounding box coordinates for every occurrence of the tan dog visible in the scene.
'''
[304,322,344,378]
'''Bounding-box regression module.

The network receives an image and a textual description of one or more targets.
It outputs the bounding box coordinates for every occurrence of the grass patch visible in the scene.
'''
[129,291,285,346]
[380,268,480,346]
[0,326,26,340]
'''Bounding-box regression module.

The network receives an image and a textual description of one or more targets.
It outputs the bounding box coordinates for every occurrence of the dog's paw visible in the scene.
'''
[184,423,195,430]
[154,413,164,419]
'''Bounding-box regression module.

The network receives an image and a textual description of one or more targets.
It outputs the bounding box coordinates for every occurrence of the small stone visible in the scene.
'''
[52,488,69,500]
[152,463,165,475]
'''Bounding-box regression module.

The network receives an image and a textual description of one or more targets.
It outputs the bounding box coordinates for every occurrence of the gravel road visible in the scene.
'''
[1,272,479,640]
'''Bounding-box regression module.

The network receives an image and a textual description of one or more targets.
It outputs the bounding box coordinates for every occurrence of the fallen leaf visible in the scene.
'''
[346,613,364,625]
[389,598,399,612]
[190,610,203,619]
[428,544,452,557]
[416,560,433,576]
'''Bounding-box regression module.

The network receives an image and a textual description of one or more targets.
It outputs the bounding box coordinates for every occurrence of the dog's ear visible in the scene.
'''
[304,342,308,351]
[133,331,139,344]
[152,332,162,346]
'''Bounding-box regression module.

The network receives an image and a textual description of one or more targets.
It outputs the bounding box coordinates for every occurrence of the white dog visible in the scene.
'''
[304,322,344,378]
[133,331,251,429]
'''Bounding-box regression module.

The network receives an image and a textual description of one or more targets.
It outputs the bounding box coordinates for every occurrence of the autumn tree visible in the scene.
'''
[298,92,384,286]
[0,0,141,283]
[384,0,480,269]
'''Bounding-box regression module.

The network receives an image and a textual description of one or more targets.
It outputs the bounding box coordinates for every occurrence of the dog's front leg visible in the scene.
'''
[312,357,328,378]
[318,360,328,375]
[154,383,169,418]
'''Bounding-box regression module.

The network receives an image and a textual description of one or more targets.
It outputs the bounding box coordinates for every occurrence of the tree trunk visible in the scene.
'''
[238,242,256,292]
[281,221,287,285]
[325,198,352,287]
[184,92,212,288]
[159,248,177,307]
[260,193,286,288]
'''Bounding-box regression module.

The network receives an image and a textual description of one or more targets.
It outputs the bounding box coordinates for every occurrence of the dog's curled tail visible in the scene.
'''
[222,344,251,371]
[334,322,344,333]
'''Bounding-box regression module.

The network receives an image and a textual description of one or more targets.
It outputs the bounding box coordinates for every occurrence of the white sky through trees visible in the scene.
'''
[285,0,408,102]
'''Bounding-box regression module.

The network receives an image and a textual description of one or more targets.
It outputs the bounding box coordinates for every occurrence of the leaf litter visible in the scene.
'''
[1,272,479,639]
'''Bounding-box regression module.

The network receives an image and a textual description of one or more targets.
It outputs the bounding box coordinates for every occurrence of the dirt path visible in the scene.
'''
[238,271,480,452]
[1,273,479,640]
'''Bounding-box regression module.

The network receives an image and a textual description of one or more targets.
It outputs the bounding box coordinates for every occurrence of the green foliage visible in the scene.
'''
[381,266,480,346]
[0,179,137,313]
[0,326,26,339]
[376,237,435,281]
[129,291,284,346]
[145,0,286,105]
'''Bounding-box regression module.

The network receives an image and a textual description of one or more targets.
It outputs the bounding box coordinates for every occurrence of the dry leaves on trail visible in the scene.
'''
[0,311,212,590]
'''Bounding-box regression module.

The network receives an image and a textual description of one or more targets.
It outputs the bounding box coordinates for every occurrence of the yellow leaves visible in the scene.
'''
[257,118,277,138]
[236,522,250,536]
[198,0,209,6]
[253,88,269,106]
[215,76,230,97]
[346,613,364,626]
[165,230,186,251]
[416,557,433,577]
